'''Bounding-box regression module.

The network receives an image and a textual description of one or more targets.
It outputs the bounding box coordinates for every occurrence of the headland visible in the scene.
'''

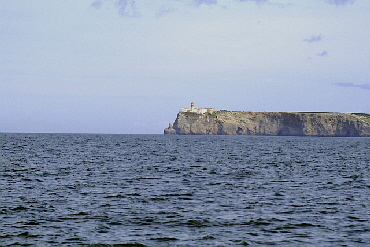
[164,103,370,137]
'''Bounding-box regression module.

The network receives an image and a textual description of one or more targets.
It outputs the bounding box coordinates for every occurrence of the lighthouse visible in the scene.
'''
[190,102,195,112]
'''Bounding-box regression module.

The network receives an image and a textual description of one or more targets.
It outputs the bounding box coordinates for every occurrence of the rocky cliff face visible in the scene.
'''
[164,112,370,137]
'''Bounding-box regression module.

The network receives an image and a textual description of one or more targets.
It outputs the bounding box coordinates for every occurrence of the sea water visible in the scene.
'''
[1,133,370,246]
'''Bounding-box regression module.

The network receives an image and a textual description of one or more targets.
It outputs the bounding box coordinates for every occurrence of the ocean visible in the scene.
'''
[1,133,370,246]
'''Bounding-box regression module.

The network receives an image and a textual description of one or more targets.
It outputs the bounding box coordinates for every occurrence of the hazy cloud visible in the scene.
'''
[193,0,217,6]
[91,1,355,17]
[116,0,140,17]
[156,5,176,17]
[91,0,103,9]
[238,0,355,6]
[91,0,140,16]
[316,50,328,57]
[303,34,323,43]
[326,0,355,6]
[334,82,370,90]
[239,0,269,3]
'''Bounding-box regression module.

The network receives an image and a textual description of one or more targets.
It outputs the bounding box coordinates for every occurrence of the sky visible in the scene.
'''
[1,0,369,134]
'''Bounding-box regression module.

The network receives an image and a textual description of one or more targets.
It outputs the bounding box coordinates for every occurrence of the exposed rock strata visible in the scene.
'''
[165,112,370,137]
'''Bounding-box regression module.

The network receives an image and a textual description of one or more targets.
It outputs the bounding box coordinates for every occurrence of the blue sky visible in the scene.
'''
[1,0,369,134]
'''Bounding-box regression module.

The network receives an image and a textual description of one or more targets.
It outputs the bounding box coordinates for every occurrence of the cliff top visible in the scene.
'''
[351,113,370,124]
[201,110,369,117]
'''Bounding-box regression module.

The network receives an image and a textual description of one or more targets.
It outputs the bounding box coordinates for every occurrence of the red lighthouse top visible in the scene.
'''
[191,102,194,107]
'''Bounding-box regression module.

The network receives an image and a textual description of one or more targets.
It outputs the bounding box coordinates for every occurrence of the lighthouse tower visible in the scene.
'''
[190,102,195,112]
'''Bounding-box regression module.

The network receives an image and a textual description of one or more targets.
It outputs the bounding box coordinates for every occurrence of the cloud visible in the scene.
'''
[116,0,140,17]
[326,0,355,6]
[303,34,323,43]
[193,0,218,6]
[316,50,328,57]
[239,0,269,3]
[91,0,103,9]
[156,5,176,17]
[334,82,370,90]
[91,0,354,16]
[91,0,140,16]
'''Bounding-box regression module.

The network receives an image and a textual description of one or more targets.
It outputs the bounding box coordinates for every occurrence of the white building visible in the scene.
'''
[181,102,216,114]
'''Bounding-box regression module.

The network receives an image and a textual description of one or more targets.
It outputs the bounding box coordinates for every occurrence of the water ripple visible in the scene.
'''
[1,134,370,246]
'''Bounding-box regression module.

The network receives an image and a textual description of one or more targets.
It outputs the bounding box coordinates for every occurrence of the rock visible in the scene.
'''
[164,123,176,135]
[164,111,370,137]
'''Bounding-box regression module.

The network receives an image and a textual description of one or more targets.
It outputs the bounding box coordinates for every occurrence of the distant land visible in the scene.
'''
[164,103,370,137]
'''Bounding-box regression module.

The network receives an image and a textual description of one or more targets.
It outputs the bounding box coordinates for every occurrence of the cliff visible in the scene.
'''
[164,111,370,137]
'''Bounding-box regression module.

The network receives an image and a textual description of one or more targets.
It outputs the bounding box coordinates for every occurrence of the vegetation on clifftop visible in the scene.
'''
[352,113,370,124]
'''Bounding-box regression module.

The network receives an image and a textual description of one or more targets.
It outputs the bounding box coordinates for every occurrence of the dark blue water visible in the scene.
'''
[1,134,370,246]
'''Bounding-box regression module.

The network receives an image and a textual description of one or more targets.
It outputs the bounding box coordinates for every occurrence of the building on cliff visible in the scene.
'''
[181,102,216,115]
[164,102,217,134]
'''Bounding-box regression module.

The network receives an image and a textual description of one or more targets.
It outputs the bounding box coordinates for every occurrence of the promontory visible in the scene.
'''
[164,103,370,137]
